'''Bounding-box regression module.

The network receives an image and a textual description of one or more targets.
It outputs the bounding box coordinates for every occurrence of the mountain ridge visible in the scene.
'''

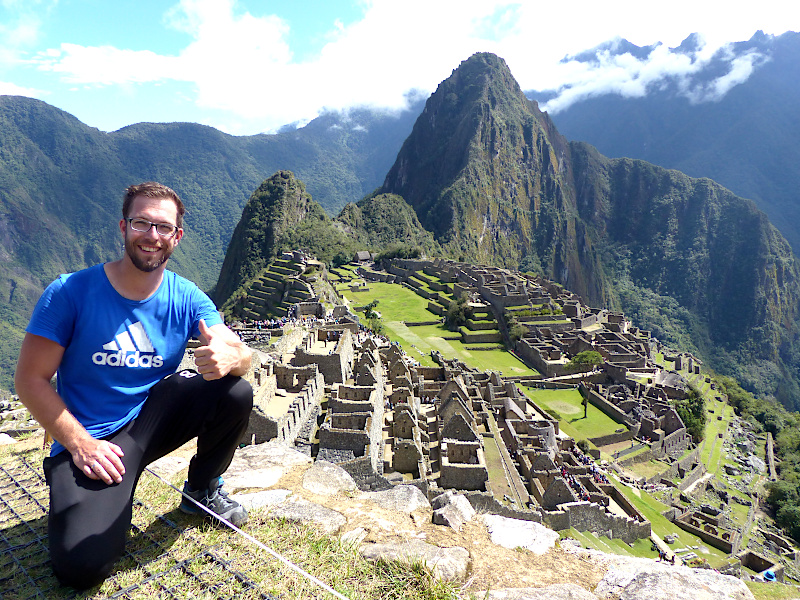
[537,30,800,252]
[371,52,800,407]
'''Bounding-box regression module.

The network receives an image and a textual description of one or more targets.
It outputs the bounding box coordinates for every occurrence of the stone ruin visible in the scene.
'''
[231,308,656,544]
[581,381,692,461]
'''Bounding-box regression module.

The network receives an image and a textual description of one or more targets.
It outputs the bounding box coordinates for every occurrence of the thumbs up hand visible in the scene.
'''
[194,319,249,380]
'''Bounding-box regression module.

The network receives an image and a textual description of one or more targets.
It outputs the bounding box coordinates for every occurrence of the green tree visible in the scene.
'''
[445,293,472,331]
[776,503,800,542]
[508,318,527,344]
[566,350,604,371]
[364,300,380,320]
[673,387,706,443]
[331,251,351,268]
[366,316,384,336]
[374,243,422,262]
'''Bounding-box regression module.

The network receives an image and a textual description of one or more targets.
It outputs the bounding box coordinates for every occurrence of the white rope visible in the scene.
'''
[143,466,350,600]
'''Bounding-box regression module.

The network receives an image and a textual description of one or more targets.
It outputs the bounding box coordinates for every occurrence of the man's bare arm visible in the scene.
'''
[14,333,125,484]
[194,319,252,380]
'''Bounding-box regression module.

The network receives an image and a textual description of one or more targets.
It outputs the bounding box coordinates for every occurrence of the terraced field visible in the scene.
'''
[338,279,536,377]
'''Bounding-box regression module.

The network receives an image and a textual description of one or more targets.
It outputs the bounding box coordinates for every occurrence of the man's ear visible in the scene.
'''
[119,218,127,236]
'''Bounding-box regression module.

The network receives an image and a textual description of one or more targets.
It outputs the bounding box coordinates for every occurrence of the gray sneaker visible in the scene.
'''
[179,477,248,526]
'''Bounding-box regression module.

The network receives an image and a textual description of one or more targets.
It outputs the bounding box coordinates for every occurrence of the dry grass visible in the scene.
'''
[1,437,465,600]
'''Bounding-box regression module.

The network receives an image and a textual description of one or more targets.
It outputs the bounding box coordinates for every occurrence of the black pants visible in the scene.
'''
[43,370,253,590]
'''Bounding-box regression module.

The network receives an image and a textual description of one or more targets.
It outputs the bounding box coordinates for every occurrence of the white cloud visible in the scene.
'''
[0,79,42,96]
[685,50,766,103]
[36,44,179,84]
[34,0,300,125]
[539,38,772,114]
[25,0,800,134]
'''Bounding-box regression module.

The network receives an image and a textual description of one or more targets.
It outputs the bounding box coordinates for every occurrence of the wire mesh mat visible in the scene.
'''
[1,454,276,600]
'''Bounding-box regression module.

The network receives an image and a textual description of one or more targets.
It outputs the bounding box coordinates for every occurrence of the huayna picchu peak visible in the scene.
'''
[380,53,594,296]
[376,52,800,409]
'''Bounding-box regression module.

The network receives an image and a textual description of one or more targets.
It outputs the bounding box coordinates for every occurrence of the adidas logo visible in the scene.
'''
[91,321,164,368]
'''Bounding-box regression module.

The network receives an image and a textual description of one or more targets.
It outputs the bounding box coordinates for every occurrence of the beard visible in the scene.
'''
[124,233,174,272]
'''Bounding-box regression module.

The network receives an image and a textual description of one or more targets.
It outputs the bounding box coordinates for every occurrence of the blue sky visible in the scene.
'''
[1,0,798,135]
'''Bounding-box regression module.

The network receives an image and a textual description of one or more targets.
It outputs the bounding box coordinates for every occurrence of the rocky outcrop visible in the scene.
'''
[150,441,757,600]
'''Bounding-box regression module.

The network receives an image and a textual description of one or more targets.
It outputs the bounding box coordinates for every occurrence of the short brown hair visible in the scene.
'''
[122,182,185,228]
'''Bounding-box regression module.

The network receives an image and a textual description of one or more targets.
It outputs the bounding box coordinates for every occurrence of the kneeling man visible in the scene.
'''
[15,182,253,589]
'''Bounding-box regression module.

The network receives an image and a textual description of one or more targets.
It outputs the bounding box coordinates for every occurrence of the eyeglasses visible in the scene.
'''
[126,218,180,238]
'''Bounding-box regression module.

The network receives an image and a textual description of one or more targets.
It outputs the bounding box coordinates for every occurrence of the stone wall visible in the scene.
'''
[334,453,392,491]
[245,367,324,445]
[678,463,707,492]
[515,340,561,378]
[427,301,445,316]
[318,426,370,455]
[358,269,396,283]
[481,290,530,311]
[321,382,385,475]
[461,491,543,522]
[440,446,489,491]
[643,447,700,486]
[393,439,423,473]
[269,326,307,356]
[589,430,632,447]
[542,501,651,544]
[461,329,503,344]
[579,383,636,427]
[675,511,735,553]
[657,427,692,458]
[335,385,374,402]
[618,446,653,466]
[291,330,354,384]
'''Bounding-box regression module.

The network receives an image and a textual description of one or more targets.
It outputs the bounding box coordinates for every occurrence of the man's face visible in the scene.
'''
[120,195,183,273]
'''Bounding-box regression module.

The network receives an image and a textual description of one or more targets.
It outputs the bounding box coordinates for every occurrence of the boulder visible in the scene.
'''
[483,515,560,554]
[265,497,347,536]
[594,561,754,600]
[359,539,470,581]
[225,441,312,490]
[302,460,357,496]
[359,485,430,513]
[431,491,476,532]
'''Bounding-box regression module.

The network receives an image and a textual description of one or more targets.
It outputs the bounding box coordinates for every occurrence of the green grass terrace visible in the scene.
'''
[339,281,536,378]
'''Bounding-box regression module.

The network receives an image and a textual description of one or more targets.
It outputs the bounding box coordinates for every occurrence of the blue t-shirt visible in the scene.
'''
[26,264,222,455]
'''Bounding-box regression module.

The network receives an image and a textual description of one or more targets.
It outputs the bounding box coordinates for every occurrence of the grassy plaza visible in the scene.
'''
[519,387,623,444]
[338,280,536,377]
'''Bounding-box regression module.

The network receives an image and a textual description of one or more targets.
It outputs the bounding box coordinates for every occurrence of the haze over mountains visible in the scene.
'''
[1,31,800,410]
[537,30,800,251]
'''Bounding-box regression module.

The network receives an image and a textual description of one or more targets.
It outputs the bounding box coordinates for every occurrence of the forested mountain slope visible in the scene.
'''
[0,96,418,389]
